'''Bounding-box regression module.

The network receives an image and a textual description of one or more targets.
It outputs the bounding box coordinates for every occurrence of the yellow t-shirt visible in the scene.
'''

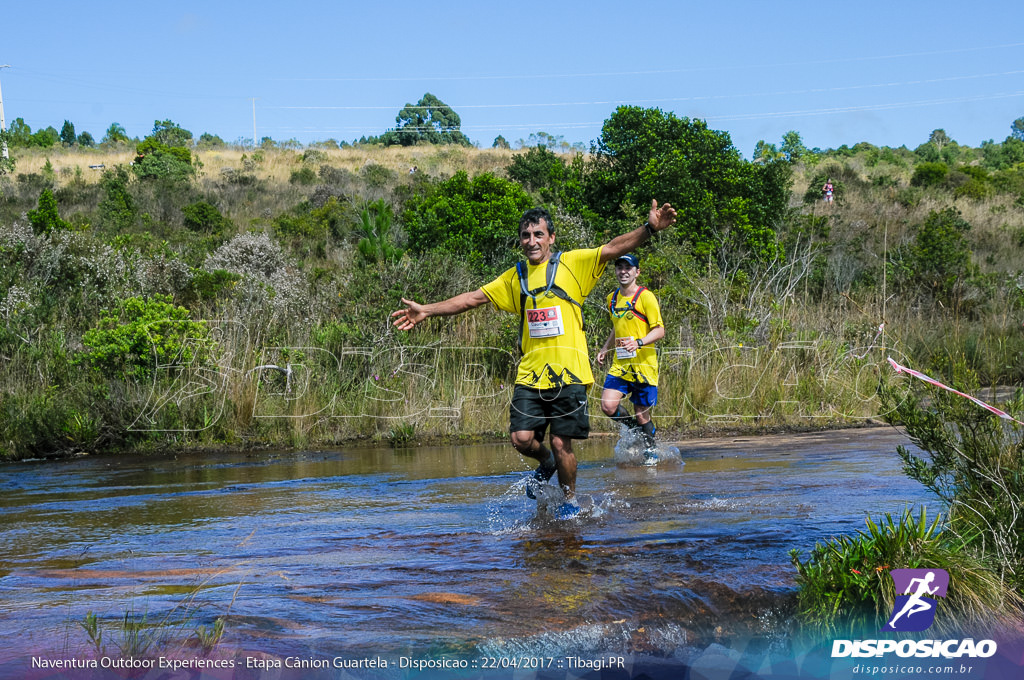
[481,248,604,389]
[606,287,663,386]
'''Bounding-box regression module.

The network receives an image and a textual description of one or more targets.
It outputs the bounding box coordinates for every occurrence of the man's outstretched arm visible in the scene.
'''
[391,289,490,330]
[599,199,678,264]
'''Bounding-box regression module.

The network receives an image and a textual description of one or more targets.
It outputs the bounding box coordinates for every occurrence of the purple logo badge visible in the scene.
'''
[882,568,949,632]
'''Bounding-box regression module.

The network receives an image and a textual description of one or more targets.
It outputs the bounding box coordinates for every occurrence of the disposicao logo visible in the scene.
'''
[831,567,998,660]
[882,568,949,632]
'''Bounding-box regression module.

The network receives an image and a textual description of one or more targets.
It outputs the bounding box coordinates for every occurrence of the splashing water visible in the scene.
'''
[613,426,684,467]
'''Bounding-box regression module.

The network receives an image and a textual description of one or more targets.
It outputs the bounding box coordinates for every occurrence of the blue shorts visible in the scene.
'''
[603,374,658,408]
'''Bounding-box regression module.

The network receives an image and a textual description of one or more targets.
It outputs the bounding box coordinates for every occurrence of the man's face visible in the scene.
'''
[519,219,555,265]
[615,261,639,287]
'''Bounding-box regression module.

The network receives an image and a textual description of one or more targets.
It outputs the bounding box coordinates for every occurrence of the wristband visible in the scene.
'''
[643,221,655,238]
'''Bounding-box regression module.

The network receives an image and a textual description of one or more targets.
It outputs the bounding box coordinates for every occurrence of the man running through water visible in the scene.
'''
[391,201,677,517]
[596,253,665,459]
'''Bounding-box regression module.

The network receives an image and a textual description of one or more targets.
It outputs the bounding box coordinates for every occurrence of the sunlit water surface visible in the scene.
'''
[0,428,934,665]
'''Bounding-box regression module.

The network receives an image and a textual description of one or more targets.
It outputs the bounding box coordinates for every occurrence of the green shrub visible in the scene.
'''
[507,145,566,194]
[289,166,317,185]
[954,178,991,200]
[910,162,949,187]
[80,295,212,381]
[182,200,233,235]
[403,170,532,275]
[881,361,1024,591]
[356,200,403,263]
[27,188,70,233]
[186,268,241,304]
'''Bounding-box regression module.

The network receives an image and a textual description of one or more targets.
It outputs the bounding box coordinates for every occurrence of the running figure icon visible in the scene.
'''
[883,568,949,632]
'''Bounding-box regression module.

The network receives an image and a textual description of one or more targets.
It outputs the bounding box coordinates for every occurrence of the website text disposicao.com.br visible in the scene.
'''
[848,662,983,676]
[835,638,997,676]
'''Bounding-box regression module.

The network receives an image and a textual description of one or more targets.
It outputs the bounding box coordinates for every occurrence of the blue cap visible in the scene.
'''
[615,253,640,268]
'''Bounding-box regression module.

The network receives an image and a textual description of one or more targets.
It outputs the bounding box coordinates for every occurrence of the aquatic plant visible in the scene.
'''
[790,508,1020,638]
[194,617,226,655]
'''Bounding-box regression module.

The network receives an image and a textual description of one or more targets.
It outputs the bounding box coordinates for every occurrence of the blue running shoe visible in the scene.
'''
[555,501,581,520]
[525,454,557,499]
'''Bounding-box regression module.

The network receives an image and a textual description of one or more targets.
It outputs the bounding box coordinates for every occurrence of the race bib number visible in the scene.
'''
[615,336,637,359]
[526,306,564,338]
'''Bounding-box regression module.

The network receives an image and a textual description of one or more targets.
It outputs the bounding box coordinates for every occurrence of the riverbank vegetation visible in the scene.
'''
[3,112,1024,460]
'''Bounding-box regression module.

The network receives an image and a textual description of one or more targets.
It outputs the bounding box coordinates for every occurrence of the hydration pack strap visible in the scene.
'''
[516,252,583,353]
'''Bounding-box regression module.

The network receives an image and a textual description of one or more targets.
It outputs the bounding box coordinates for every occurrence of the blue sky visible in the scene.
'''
[3,1,1023,157]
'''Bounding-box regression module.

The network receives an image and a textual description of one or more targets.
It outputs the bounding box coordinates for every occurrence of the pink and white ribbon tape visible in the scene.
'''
[887,357,1024,426]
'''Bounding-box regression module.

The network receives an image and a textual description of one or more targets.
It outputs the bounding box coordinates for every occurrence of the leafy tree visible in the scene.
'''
[1010,116,1024,142]
[102,122,130,145]
[27,188,70,233]
[753,140,786,163]
[7,118,32,147]
[585,106,790,266]
[150,119,193,148]
[197,132,225,148]
[517,132,567,150]
[928,129,950,152]
[981,137,1024,170]
[403,170,533,274]
[492,135,510,149]
[30,127,60,148]
[76,131,95,147]
[507,145,565,192]
[133,120,196,182]
[60,120,77,146]
[780,130,808,161]
[892,208,972,302]
[382,93,471,147]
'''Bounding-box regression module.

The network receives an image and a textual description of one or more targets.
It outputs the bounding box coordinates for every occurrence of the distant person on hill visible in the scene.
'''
[391,201,677,518]
[596,254,665,459]
[822,178,834,204]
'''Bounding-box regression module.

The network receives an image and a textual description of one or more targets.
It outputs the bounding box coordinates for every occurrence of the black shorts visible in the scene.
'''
[509,384,590,440]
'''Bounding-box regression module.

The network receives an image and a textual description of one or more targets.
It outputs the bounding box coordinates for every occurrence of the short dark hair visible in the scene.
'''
[519,208,554,234]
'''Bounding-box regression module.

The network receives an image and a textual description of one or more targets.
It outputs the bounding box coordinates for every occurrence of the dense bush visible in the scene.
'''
[27,189,71,234]
[910,161,949,187]
[890,208,974,306]
[585,106,790,266]
[182,200,233,236]
[403,170,533,275]
[79,295,212,381]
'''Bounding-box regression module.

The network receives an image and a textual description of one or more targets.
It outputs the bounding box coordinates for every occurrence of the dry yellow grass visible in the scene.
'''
[10,144,523,186]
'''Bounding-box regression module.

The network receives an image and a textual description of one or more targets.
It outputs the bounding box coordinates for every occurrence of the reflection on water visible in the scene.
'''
[0,428,934,663]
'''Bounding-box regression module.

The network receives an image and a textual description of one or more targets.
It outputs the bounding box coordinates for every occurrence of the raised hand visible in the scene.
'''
[648,199,677,232]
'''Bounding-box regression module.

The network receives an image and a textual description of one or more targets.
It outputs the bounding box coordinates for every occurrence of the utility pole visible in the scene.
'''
[251,98,257,149]
[0,65,10,159]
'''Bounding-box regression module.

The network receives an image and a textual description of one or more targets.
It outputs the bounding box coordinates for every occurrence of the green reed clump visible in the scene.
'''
[790,508,1020,639]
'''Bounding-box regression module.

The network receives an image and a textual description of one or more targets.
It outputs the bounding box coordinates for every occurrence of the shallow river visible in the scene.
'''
[0,427,938,676]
